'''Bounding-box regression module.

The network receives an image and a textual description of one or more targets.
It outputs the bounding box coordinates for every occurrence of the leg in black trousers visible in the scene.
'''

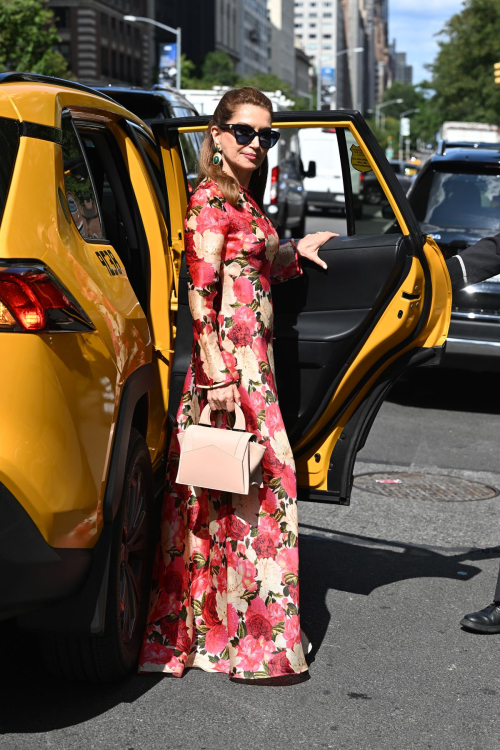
[461,563,500,633]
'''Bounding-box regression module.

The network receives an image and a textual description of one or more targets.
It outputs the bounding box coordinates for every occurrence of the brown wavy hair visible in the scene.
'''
[197,87,273,211]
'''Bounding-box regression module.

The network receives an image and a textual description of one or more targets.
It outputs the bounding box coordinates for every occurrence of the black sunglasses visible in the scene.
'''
[218,123,281,149]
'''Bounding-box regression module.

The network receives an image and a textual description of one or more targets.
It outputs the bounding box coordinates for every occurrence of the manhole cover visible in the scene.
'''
[353,472,499,502]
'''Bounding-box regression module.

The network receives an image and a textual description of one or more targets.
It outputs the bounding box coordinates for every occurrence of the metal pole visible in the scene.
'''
[124,15,183,90]
[176,26,181,91]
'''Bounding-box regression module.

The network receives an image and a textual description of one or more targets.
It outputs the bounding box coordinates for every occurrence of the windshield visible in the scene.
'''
[410,165,500,231]
[0,117,20,225]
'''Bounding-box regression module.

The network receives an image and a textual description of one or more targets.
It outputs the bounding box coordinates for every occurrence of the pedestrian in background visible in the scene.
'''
[139,87,335,680]
[446,236,500,632]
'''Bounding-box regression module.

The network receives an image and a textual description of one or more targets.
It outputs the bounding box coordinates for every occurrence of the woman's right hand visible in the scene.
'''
[207,382,241,412]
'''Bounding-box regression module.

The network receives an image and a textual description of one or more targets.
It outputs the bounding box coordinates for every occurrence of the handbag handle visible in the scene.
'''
[199,403,246,431]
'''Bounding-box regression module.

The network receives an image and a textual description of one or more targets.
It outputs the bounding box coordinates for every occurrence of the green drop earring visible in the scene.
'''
[213,144,222,166]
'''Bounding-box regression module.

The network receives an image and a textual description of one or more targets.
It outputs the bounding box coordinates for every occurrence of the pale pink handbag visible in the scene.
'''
[176,404,266,495]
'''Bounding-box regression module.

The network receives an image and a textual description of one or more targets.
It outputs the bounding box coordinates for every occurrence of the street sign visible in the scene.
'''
[400,117,411,137]
[159,43,177,83]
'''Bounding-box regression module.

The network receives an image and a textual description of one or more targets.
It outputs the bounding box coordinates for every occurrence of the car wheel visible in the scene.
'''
[40,429,155,682]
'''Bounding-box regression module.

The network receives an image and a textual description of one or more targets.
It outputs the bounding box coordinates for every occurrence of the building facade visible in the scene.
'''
[239,0,270,76]
[154,0,268,80]
[293,0,389,113]
[390,47,413,86]
[294,43,312,103]
[268,0,296,88]
[49,0,155,86]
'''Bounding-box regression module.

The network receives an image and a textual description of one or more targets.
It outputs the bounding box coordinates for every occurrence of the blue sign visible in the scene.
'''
[321,66,336,86]
[159,43,177,71]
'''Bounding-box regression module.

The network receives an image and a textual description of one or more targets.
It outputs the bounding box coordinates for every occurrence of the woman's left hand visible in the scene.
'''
[296,231,338,270]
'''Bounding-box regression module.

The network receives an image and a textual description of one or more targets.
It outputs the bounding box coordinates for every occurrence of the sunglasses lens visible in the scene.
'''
[261,131,280,149]
[234,125,255,144]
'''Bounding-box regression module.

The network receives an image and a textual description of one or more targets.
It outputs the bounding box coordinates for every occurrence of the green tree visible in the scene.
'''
[0,0,71,78]
[429,0,500,123]
[201,50,240,87]
[180,54,198,88]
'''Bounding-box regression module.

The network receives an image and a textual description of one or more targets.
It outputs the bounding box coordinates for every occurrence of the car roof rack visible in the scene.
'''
[437,139,500,156]
[0,72,115,102]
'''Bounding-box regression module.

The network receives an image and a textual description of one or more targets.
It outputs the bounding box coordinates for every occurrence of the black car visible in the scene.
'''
[93,84,202,190]
[362,158,420,205]
[407,141,500,370]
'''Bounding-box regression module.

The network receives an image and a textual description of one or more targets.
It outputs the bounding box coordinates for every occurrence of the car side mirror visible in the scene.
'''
[303,160,316,179]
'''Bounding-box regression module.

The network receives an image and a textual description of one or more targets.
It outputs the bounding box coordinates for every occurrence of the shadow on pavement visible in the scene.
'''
[298,525,498,661]
[0,621,163,735]
[387,368,500,415]
[0,528,497,734]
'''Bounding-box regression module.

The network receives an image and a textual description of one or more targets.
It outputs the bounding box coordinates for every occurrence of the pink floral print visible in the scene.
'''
[139,179,308,679]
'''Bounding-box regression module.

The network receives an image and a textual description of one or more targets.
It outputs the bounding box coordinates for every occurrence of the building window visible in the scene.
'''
[309,22,316,27]
[55,42,70,63]
[54,7,70,29]
[323,44,332,49]
[323,12,332,17]
[324,33,332,38]
[111,50,117,77]
[100,13,108,37]
[308,43,317,50]
[101,46,109,76]
[296,12,303,17]
[309,12,317,17]
[134,57,141,85]
[309,33,316,38]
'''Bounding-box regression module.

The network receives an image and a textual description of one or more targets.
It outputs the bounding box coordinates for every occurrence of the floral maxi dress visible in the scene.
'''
[139,179,308,679]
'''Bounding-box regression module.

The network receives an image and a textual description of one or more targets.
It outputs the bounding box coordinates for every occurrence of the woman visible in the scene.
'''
[139,86,335,680]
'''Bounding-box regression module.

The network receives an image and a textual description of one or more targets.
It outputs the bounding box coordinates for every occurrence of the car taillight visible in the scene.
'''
[270,165,279,204]
[359,173,365,183]
[0,264,94,333]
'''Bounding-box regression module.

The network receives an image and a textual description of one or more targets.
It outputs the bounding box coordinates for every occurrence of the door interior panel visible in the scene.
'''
[272,233,411,443]
[169,234,411,441]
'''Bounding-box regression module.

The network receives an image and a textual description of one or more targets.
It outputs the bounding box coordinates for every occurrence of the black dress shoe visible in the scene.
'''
[461,603,500,633]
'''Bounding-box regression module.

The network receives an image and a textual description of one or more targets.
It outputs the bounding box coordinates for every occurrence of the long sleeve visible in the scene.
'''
[184,188,238,388]
[270,238,303,285]
[445,234,500,292]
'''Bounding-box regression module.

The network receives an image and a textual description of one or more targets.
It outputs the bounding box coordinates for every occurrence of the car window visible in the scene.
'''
[0,117,19,226]
[171,105,197,119]
[410,166,500,231]
[77,125,149,311]
[62,116,104,240]
[133,127,168,216]
[179,131,202,190]
[296,125,402,237]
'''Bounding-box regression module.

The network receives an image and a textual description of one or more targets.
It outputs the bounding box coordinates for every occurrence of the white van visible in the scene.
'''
[299,127,362,218]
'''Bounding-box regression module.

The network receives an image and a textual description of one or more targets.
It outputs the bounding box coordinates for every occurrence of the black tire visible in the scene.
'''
[39,429,155,682]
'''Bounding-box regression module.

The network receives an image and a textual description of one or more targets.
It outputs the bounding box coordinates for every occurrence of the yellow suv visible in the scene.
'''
[0,73,451,682]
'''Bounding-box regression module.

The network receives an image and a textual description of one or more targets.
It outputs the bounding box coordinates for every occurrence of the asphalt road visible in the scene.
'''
[2,216,500,749]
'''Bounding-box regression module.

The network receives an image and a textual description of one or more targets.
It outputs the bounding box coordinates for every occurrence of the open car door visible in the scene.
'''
[152,111,451,505]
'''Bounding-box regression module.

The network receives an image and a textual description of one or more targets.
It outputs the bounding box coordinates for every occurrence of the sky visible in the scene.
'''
[389,0,466,84]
